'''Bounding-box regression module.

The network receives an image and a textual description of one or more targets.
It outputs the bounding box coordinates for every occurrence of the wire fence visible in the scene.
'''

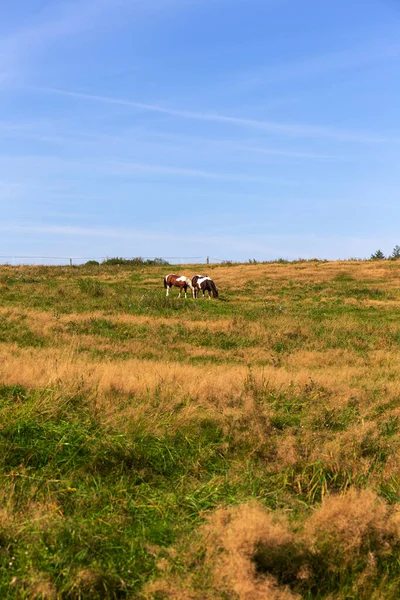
[0,255,228,266]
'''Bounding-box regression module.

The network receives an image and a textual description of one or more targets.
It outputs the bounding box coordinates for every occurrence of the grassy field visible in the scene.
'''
[2,259,400,598]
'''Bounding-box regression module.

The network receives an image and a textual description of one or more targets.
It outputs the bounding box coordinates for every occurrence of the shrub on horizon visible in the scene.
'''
[370,249,386,260]
[390,245,400,260]
[102,257,170,266]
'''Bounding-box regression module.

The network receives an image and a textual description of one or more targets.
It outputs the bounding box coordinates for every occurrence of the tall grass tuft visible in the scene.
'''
[77,278,105,297]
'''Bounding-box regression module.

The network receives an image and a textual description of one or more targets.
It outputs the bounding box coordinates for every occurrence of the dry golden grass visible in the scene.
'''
[0,342,373,401]
[147,490,400,600]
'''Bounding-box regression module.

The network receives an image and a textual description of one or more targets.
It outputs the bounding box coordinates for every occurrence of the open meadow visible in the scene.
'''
[2,259,400,598]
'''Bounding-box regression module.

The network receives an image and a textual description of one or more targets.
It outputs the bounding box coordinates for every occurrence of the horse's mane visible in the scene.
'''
[209,279,219,297]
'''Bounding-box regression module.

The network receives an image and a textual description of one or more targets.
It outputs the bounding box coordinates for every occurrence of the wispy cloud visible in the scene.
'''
[0,181,26,198]
[0,0,109,71]
[0,222,208,246]
[0,223,390,263]
[226,40,400,93]
[0,154,300,185]
[0,0,156,81]
[112,160,297,184]
[0,118,349,162]
[0,0,214,82]
[32,86,391,143]
[146,132,351,161]
[0,223,142,239]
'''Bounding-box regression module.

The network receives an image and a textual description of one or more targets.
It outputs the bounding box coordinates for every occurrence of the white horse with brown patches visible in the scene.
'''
[191,274,219,299]
[164,274,194,298]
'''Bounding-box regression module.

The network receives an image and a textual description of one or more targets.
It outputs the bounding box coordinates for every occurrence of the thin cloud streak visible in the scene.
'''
[113,135,348,161]
[0,0,216,82]
[0,154,301,185]
[0,223,247,251]
[114,161,297,184]
[0,223,172,241]
[228,41,400,93]
[145,132,350,161]
[32,86,391,143]
[0,119,348,161]
[0,223,388,262]
[0,0,141,69]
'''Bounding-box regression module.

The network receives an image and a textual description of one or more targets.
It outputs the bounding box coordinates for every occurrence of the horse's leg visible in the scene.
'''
[178,285,181,298]
[166,285,169,297]
[184,284,187,299]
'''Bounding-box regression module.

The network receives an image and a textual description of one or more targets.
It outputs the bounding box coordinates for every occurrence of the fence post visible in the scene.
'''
[206,256,209,264]
[70,258,72,266]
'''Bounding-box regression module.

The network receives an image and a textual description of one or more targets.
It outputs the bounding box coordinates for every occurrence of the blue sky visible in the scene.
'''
[1,0,400,263]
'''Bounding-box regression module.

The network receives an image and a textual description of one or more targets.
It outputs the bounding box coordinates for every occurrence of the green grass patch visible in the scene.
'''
[0,313,46,347]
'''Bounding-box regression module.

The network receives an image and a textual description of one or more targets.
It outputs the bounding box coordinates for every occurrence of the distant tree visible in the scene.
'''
[370,249,386,260]
[391,245,400,260]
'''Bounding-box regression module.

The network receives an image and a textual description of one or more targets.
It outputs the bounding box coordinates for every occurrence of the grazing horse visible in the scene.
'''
[191,275,219,299]
[164,274,194,298]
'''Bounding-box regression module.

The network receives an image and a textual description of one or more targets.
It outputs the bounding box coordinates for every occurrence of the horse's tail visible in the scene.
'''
[210,280,219,298]
[164,275,168,289]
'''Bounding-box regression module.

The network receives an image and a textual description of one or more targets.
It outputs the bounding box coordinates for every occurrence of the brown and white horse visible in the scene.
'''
[164,274,194,298]
[191,274,219,299]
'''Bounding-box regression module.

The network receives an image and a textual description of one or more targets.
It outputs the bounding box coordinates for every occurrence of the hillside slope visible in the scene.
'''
[1,260,400,598]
